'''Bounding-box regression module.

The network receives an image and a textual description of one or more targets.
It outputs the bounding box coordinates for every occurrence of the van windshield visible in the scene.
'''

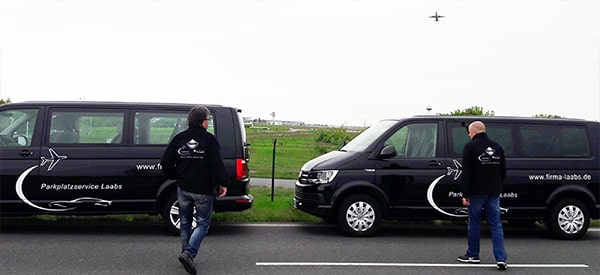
[340,120,397,152]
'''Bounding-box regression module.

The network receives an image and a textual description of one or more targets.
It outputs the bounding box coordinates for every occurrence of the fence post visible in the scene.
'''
[271,138,276,202]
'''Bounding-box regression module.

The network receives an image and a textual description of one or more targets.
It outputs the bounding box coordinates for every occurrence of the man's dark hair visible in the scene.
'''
[188,106,210,127]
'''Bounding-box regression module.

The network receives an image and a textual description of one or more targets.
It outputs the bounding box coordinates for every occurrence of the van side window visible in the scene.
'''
[485,124,513,156]
[449,123,513,157]
[384,123,437,158]
[0,108,38,147]
[559,128,591,157]
[519,125,590,158]
[49,111,124,144]
[450,124,470,157]
[134,111,215,145]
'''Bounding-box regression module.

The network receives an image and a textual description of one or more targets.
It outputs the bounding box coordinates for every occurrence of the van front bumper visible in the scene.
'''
[294,183,334,218]
[293,197,333,217]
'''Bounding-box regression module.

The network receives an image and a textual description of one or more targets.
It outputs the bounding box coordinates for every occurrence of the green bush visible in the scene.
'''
[315,128,352,147]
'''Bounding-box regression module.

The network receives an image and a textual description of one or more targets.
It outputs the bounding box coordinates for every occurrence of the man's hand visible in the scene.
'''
[218,186,227,198]
[462,197,470,206]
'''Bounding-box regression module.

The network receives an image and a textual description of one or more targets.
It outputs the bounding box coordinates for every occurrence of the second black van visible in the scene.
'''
[0,101,253,234]
[294,116,599,240]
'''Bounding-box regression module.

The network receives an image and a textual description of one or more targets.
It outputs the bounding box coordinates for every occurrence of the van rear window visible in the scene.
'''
[448,122,591,158]
[133,111,215,145]
[519,125,591,158]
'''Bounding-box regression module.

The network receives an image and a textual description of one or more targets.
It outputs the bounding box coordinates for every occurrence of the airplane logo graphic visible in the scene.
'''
[446,159,462,180]
[40,149,67,171]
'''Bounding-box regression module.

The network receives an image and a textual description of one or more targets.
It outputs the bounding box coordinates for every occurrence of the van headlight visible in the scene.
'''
[306,170,339,185]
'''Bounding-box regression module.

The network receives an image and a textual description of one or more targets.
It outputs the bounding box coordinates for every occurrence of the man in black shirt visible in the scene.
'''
[161,106,229,274]
[456,121,508,271]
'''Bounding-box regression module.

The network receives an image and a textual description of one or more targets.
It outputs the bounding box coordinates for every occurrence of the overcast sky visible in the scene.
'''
[1,0,598,126]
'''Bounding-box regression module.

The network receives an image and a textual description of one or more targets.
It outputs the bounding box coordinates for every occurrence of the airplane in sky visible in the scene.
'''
[429,12,445,22]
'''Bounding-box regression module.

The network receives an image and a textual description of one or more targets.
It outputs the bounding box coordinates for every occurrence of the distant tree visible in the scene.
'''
[533,114,563,119]
[0,97,11,105]
[316,128,352,147]
[438,106,495,116]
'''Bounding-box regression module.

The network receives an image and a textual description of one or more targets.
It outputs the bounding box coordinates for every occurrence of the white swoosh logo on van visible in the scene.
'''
[16,149,112,212]
[427,174,467,218]
[426,159,467,218]
[427,159,508,217]
[16,165,75,211]
[16,149,77,211]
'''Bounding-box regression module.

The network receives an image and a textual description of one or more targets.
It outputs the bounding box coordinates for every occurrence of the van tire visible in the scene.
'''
[546,199,590,240]
[337,194,381,237]
[162,193,181,236]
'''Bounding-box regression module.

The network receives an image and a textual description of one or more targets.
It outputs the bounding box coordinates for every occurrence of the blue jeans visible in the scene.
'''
[466,195,507,262]
[178,188,213,258]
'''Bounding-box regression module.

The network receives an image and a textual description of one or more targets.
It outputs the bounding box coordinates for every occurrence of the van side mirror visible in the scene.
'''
[16,135,28,146]
[379,145,397,159]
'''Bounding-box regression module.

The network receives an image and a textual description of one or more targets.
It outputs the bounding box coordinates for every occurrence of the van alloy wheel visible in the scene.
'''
[337,194,381,237]
[547,199,590,240]
[168,200,198,229]
[162,194,197,235]
[346,201,375,232]
[557,205,585,234]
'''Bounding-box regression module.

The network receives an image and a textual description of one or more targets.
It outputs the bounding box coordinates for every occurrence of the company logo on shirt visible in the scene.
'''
[187,139,199,149]
[478,146,501,164]
[177,139,205,159]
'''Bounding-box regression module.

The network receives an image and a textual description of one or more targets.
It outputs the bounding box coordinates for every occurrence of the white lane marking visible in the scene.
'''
[256,262,589,268]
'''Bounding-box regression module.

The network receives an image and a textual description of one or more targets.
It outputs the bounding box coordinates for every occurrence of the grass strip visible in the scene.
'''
[213,186,321,222]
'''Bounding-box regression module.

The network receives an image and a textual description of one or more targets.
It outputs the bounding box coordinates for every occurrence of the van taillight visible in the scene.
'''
[236,158,248,181]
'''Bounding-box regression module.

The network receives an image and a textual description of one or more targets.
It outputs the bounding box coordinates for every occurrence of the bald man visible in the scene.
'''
[457,121,508,271]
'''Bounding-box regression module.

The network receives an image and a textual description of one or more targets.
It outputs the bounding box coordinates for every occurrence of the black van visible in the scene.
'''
[0,101,253,234]
[294,116,599,240]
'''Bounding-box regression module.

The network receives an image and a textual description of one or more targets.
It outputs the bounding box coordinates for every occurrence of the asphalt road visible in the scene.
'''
[1,219,598,275]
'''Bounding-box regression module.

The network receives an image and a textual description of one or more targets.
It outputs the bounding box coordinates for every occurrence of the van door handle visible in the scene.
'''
[19,150,34,157]
[428,160,441,166]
